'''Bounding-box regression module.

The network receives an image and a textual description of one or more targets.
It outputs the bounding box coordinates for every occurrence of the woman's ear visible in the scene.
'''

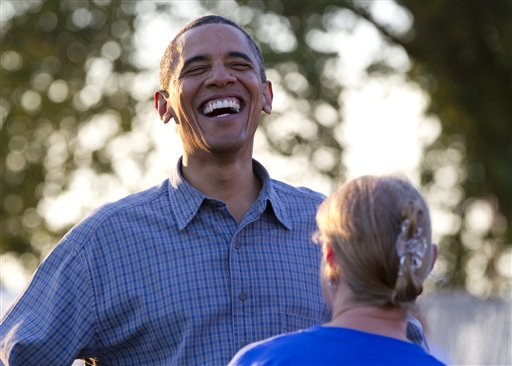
[322,241,340,279]
[430,243,439,271]
[154,90,175,124]
[324,242,337,267]
[262,80,273,115]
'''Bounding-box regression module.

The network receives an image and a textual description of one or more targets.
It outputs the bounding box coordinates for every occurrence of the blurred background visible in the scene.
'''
[1,0,510,364]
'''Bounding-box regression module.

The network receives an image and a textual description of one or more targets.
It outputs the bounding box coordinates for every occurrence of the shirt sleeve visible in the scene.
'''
[0,237,97,366]
[406,316,430,352]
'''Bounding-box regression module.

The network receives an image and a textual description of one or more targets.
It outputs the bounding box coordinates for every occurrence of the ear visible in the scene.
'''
[154,90,175,124]
[430,243,439,271]
[324,242,337,267]
[262,80,273,115]
[322,241,340,276]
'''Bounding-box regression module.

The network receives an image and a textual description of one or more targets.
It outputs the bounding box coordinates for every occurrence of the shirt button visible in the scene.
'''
[239,292,248,301]
[234,241,241,249]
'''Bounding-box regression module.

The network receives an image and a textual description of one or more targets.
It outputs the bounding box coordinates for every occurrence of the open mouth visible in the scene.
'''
[202,97,242,117]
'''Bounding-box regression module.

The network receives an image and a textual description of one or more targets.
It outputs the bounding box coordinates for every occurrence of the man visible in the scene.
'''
[0,15,331,365]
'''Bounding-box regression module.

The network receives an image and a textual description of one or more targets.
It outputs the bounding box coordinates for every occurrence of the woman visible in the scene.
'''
[229,176,445,365]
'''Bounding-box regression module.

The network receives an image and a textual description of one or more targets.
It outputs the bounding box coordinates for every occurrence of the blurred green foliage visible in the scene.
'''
[1,0,510,296]
[1,0,141,266]
[349,0,511,293]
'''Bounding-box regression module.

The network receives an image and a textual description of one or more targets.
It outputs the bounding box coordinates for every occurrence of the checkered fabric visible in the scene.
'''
[0,159,331,365]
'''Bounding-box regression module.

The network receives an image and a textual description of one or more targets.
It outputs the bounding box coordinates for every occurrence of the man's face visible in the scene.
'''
[162,23,272,156]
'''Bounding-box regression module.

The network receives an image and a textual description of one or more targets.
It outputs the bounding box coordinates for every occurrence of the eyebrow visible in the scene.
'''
[182,51,255,71]
[227,51,254,65]
[182,55,209,71]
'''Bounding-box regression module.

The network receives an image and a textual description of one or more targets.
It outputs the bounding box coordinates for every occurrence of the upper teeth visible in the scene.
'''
[203,98,240,115]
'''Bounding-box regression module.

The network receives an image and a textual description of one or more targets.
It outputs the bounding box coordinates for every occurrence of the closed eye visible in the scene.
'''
[185,66,208,75]
[230,62,251,69]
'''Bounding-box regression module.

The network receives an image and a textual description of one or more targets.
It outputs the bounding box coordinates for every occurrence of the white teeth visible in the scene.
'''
[203,98,241,115]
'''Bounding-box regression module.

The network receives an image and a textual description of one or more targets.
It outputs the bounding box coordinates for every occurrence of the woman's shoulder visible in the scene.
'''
[228,326,323,365]
[229,326,445,366]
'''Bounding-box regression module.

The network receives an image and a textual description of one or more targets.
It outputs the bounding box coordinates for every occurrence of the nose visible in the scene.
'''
[206,64,236,87]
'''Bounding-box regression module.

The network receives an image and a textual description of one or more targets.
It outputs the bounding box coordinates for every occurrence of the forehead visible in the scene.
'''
[176,23,254,62]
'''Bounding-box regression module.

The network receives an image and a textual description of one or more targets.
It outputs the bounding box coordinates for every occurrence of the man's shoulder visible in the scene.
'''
[95,180,168,215]
[65,180,170,242]
[271,179,326,204]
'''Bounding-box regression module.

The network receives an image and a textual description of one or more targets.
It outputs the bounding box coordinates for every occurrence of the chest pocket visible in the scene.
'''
[280,312,321,333]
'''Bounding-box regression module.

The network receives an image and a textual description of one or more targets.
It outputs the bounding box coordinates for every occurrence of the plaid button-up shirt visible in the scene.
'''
[0,159,331,365]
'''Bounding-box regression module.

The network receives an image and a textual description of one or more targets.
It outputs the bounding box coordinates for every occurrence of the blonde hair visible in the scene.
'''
[316,175,434,307]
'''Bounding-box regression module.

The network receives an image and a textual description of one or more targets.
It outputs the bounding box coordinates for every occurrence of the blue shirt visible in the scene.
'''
[229,325,445,366]
[0,159,331,366]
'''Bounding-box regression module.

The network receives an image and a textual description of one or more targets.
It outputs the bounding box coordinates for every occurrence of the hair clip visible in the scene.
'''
[396,219,427,273]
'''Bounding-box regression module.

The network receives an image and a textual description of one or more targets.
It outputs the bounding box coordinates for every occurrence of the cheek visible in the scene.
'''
[172,80,197,110]
[172,93,196,124]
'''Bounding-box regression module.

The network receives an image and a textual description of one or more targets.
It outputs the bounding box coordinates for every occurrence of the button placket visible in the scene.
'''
[233,238,245,301]
[230,231,249,348]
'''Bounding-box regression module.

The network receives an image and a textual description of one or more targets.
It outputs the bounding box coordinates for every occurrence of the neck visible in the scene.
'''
[181,153,261,223]
[327,304,409,341]
[326,281,409,341]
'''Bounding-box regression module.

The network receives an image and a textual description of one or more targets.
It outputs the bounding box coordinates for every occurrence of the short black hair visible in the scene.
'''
[159,15,266,91]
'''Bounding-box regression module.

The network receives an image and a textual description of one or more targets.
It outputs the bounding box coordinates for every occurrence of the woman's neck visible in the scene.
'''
[325,281,409,341]
[326,304,409,341]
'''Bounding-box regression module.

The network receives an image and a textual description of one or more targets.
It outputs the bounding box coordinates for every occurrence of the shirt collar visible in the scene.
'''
[252,159,292,230]
[168,157,291,230]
